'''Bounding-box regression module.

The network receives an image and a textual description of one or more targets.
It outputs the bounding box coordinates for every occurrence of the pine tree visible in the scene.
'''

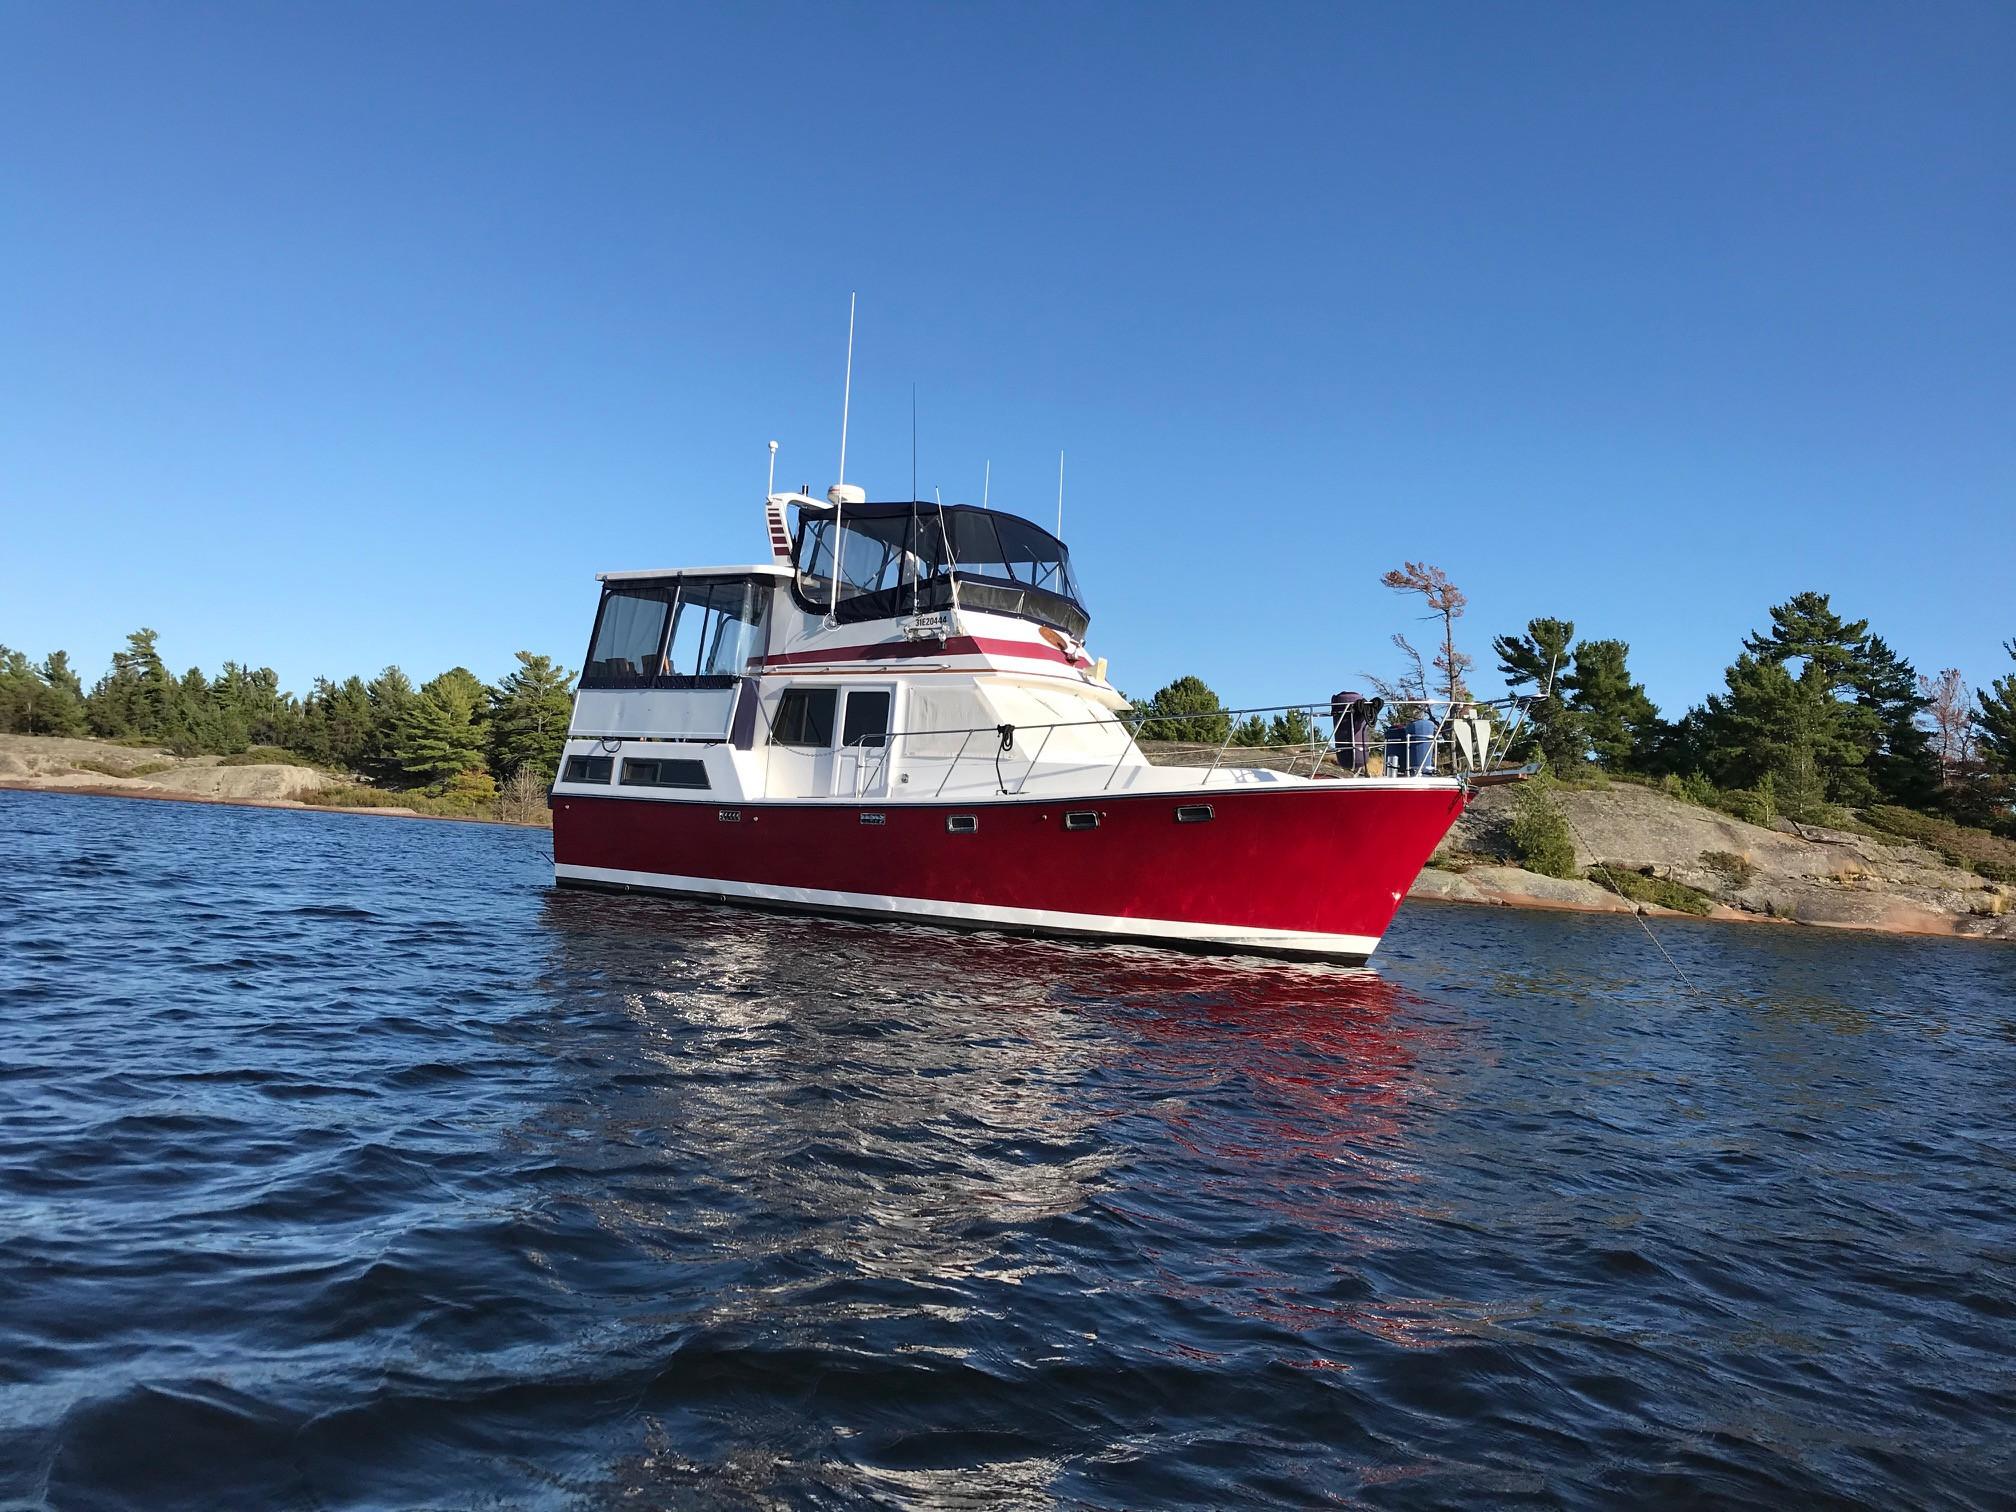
[1742,591,1869,685]
[392,693,487,785]
[1703,653,1854,818]
[209,662,298,750]
[487,652,576,780]
[1564,639,1660,771]
[1228,714,1271,747]
[35,652,88,736]
[1135,676,1231,743]
[88,628,175,739]
[1493,618,1585,771]
[0,647,41,733]
[1712,592,1891,809]
[165,666,224,754]
[299,676,376,769]
[1268,707,1314,746]
[1854,635,1937,808]
[1980,640,2016,774]
[390,669,487,785]
[363,667,418,780]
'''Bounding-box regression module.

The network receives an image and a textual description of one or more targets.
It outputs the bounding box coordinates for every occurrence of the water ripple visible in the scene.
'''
[1,788,2012,1509]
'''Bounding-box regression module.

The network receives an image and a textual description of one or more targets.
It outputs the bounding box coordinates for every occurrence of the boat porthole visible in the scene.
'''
[1175,804,1215,824]
[1064,811,1101,831]
[947,815,978,835]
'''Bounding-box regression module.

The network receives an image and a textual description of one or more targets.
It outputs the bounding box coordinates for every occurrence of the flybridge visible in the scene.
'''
[785,497,1089,640]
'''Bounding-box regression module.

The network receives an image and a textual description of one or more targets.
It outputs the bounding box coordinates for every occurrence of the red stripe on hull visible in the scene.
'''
[759,635,1090,670]
[551,784,1465,946]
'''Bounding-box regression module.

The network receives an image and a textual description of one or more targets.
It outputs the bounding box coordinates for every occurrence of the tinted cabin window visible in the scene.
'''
[584,590,670,685]
[563,755,613,783]
[774,688,837,747]
[842,690,892,749]
[620,757,709,789]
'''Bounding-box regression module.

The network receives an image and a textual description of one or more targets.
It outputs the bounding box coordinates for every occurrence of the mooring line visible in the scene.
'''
[1554,798,1706,1003]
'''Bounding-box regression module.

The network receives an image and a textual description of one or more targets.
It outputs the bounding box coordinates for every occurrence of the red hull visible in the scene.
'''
[551,783,1466,960]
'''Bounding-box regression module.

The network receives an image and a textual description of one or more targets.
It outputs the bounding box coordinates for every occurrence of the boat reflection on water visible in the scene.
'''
[529,888,1451,1278]
[504,895,1507,1499]
[525,889,1471,1499]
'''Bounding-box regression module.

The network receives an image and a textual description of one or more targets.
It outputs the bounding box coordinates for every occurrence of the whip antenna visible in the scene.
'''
[837,292,856,484]
[982,459,990,510]
[766,440,777,496]
[1056,449,1065,537]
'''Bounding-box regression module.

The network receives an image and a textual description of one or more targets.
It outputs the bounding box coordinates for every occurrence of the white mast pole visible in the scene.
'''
[766,440,777,496]
[829,293,856,623]
[1056,449,1065,537]
[982,459,990,510]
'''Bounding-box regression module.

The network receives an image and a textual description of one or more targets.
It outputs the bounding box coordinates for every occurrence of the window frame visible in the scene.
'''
[563,754,614,784]
[840,687,893,750]
[580,586,675,689]
[619,756,711,790]
[772,686,838,749]
[579,576,772,691]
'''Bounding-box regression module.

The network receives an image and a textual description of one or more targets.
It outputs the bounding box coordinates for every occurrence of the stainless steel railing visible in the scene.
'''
[830,697,1532,797]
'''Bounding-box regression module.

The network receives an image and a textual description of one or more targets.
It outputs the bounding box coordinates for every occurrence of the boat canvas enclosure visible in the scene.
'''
[791,501,1089,639]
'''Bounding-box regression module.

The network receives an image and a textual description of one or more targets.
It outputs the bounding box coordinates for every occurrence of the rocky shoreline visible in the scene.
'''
[1416,780,2016,942]
[0,735,518,826]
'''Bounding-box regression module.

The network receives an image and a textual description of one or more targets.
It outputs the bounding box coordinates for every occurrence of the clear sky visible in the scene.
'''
[3,2,2010,715]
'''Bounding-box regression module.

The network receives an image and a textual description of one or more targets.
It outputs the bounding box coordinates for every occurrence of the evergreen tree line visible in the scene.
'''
[0,629,577,793]
[1495,592,2016,831]
[8,592,2015,834]
[1127,588,2016,834]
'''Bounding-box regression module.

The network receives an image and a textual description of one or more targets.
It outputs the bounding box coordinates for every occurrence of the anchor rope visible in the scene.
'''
[1552,796,1705,1003]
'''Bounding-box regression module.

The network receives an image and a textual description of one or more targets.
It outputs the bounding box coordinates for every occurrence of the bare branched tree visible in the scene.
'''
[1918,667,1976,774]
[497,764,552,827]
[1363,632,1432,719]
[1381,561,1471,705]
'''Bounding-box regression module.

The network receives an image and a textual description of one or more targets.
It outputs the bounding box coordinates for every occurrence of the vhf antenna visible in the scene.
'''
[766,440,778,496]
[837,292,856,485]
[1056,449,1066,537]
[982,459,990,509]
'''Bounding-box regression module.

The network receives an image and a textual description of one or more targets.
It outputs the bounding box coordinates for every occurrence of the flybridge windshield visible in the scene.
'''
[792,503,1089,639]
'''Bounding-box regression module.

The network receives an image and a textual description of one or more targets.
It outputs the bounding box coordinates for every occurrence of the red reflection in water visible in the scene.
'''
[1013,950,1485,1350]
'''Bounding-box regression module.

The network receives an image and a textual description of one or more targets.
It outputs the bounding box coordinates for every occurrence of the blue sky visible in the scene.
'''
[3,2,2010,715]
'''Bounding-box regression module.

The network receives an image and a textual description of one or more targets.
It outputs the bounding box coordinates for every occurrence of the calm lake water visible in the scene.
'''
[2,789,2012,1510]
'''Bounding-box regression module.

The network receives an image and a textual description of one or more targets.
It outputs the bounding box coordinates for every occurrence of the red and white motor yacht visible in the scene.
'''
[550,482,1500,962]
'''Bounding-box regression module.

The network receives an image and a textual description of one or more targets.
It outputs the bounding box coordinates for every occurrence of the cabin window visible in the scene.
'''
[563,755,613,784]
[662,579,768,682]
[773,687,837,747]
[841,689,892,750]
[621,757,710,789]
[583,589,671,686]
